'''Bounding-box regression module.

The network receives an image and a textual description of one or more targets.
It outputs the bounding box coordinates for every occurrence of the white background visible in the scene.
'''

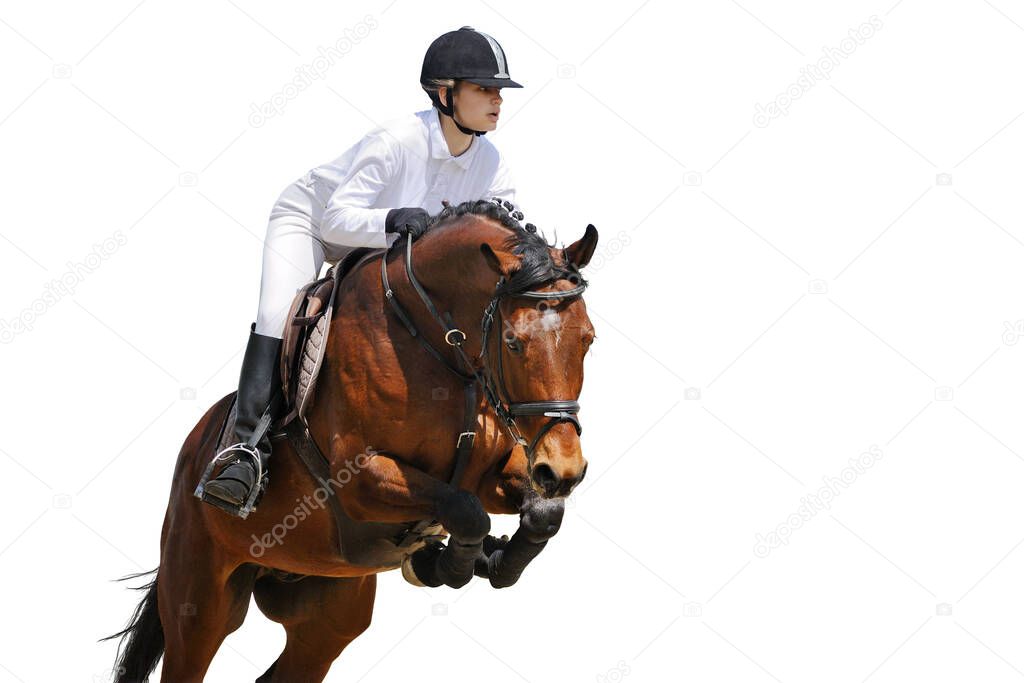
[2,0,1024,681]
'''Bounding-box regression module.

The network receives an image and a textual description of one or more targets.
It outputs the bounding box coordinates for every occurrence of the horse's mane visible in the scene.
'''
[428,199,587,297]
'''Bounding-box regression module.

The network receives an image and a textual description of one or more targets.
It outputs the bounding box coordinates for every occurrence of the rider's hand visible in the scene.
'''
[385,207,430,241]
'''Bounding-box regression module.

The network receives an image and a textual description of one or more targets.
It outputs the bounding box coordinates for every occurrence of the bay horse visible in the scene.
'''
[102,199,599,681]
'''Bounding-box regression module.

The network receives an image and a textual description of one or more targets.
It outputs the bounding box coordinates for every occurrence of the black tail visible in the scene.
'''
[99,568,165,682]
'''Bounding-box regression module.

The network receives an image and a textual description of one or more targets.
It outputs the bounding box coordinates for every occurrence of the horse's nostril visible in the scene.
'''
[532,463,559,495]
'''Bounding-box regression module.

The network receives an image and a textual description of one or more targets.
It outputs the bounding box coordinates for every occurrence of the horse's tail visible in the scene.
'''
[99,568,164,682]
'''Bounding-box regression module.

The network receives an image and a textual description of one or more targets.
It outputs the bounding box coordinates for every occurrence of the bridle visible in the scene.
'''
[380,223,587,485]
[479,284,585,457]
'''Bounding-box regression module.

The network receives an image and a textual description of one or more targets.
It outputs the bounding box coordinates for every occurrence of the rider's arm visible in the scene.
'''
[320,133,397,249]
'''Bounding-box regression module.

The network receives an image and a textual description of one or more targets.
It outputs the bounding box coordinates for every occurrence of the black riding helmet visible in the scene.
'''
[421,26,524,136]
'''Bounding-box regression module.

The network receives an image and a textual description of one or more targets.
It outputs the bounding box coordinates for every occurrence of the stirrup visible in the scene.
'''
[193,442,266,519]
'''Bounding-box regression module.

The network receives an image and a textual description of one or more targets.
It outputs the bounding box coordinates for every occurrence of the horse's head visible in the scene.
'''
[430,201,599,499]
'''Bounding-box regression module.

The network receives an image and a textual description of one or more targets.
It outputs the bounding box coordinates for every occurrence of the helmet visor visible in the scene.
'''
[460,77,523,88]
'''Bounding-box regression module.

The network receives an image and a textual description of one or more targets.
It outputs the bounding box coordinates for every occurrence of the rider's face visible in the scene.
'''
[449,81,503,132]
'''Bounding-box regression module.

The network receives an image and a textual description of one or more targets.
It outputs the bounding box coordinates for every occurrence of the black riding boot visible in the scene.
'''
[202,324,283,511]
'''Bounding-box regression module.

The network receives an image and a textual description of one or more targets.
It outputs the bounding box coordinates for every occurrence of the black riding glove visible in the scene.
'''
[385,207,430,241]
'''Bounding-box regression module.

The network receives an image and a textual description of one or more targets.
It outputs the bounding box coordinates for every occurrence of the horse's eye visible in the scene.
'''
[505,336,522,353]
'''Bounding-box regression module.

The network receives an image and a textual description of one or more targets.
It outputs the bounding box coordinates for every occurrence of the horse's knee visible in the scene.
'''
[520,497,564,544]
[437,489,490,543]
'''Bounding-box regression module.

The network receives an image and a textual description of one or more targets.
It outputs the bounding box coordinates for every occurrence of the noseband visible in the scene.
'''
[380,227,586,484]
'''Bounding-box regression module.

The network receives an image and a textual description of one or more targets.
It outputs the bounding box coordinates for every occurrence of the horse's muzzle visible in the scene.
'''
[531,458,588,498]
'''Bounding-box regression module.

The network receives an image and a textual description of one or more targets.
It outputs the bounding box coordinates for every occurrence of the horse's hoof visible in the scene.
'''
[401,555,426,587]
[482,534,510,556]
[402,541,445,588]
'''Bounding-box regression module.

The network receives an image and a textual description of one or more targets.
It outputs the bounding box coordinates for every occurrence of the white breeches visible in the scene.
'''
[254,178,345,338]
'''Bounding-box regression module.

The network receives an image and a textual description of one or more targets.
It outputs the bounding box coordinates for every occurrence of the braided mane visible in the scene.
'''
[428,199,587,296]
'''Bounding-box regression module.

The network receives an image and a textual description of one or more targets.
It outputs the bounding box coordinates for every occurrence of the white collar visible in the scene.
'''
[428,108,478,169]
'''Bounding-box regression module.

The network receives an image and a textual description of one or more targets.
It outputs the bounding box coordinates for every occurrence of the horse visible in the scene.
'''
[102,199,599,681]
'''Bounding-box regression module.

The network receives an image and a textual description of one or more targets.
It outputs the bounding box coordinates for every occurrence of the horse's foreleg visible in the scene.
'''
[344,452,490,589]
[410,488,492,589]
[473,448,566,588]
[484,494,565,588]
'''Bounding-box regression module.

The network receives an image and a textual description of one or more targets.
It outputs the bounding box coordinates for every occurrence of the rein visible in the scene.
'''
[380,225,586,487]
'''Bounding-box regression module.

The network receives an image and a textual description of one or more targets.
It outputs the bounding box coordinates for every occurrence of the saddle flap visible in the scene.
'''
[280,276,327,404]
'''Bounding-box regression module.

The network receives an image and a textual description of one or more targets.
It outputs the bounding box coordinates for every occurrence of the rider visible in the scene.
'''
[200,26,523,514]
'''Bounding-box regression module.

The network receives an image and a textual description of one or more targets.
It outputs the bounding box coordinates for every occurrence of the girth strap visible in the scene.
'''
[283,419,349,558]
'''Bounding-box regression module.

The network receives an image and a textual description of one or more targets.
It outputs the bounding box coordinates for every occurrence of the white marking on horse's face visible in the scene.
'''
[539,308,562,346]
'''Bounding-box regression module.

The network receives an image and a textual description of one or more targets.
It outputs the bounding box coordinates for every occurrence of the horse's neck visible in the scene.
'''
[306,233,495,468]
[395,229,492,331]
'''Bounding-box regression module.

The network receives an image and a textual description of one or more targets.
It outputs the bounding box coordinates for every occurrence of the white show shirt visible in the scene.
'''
[303,108,517,251]
[254,107,517,338]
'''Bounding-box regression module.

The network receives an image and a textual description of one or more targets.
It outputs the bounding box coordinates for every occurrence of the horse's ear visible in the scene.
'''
[480,243,518,275]
[564,224,599,269]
